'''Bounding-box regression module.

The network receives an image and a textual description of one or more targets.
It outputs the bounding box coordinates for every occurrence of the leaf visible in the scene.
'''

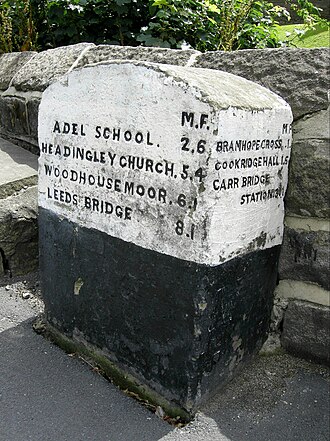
[152,0,169,6]
[136,32,171,47]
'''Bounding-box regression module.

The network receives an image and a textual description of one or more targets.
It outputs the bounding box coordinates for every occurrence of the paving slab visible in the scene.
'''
[0,137,37,199]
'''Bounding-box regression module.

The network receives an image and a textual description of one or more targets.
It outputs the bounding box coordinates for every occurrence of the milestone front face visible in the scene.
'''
[38,62,293,266]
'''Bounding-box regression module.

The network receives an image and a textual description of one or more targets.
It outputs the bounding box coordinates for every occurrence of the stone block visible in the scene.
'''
[275,279,330,307]
[0,52,36,90]
[76,45,199,69]
[285,138,329,218]
[11,43,94,92]
[282,300,330,365]
[287,111,329,219]
[0,138,38,276]
[192,48,330,119]
[0,95,28,136]
[27,97,41,140]
[0,186,38,277]
[279,227,330,290]
[0,251,4,276]
[293,107,329,141]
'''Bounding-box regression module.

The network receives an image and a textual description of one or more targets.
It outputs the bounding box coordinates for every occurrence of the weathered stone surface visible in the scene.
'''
[193,48,330,119]
[279,227,330,290]
[261,295,289,354]
[0,186,38,277]
[285,215,330,233]
[275,279,330,307]
[0,89,42,151]
[11,43,94,92]
[0,250,4,276]
[76,45,199,69]
[0,138,38,277]
[285,138,329,218]
[0,52,36,90]
[293,107,330,141]
[286,108,329,219]
[26,97,41,139]
[0,96,29,136]
[282,300,330,365]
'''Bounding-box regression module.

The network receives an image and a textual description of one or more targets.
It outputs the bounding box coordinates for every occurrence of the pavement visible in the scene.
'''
[0,273,329,441]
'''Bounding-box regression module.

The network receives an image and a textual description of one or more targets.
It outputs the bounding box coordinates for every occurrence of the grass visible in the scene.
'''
[276,23,330,48]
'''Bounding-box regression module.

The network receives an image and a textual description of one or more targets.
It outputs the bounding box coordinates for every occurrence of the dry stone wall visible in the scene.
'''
[0,44,329,363]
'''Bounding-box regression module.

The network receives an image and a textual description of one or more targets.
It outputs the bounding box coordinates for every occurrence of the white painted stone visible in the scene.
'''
[38,62,292,265]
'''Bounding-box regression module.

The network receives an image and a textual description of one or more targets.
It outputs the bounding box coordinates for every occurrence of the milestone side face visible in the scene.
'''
[38,62,292,266]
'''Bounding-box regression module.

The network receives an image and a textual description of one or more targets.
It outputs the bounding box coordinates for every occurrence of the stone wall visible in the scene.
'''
[0,44,328,363]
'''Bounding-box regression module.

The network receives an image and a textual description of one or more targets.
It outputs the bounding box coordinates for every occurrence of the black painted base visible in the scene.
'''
[39,207,280,412]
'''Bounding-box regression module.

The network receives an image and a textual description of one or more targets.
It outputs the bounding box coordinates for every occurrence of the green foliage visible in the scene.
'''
[0,0,37,53]
[138,0,328,50]
[0,0,151,52]
[138,0,285,51]
[289,0,325,25]
[0,0,328,54]
[0,3,12,53]
[36,0,151,49]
